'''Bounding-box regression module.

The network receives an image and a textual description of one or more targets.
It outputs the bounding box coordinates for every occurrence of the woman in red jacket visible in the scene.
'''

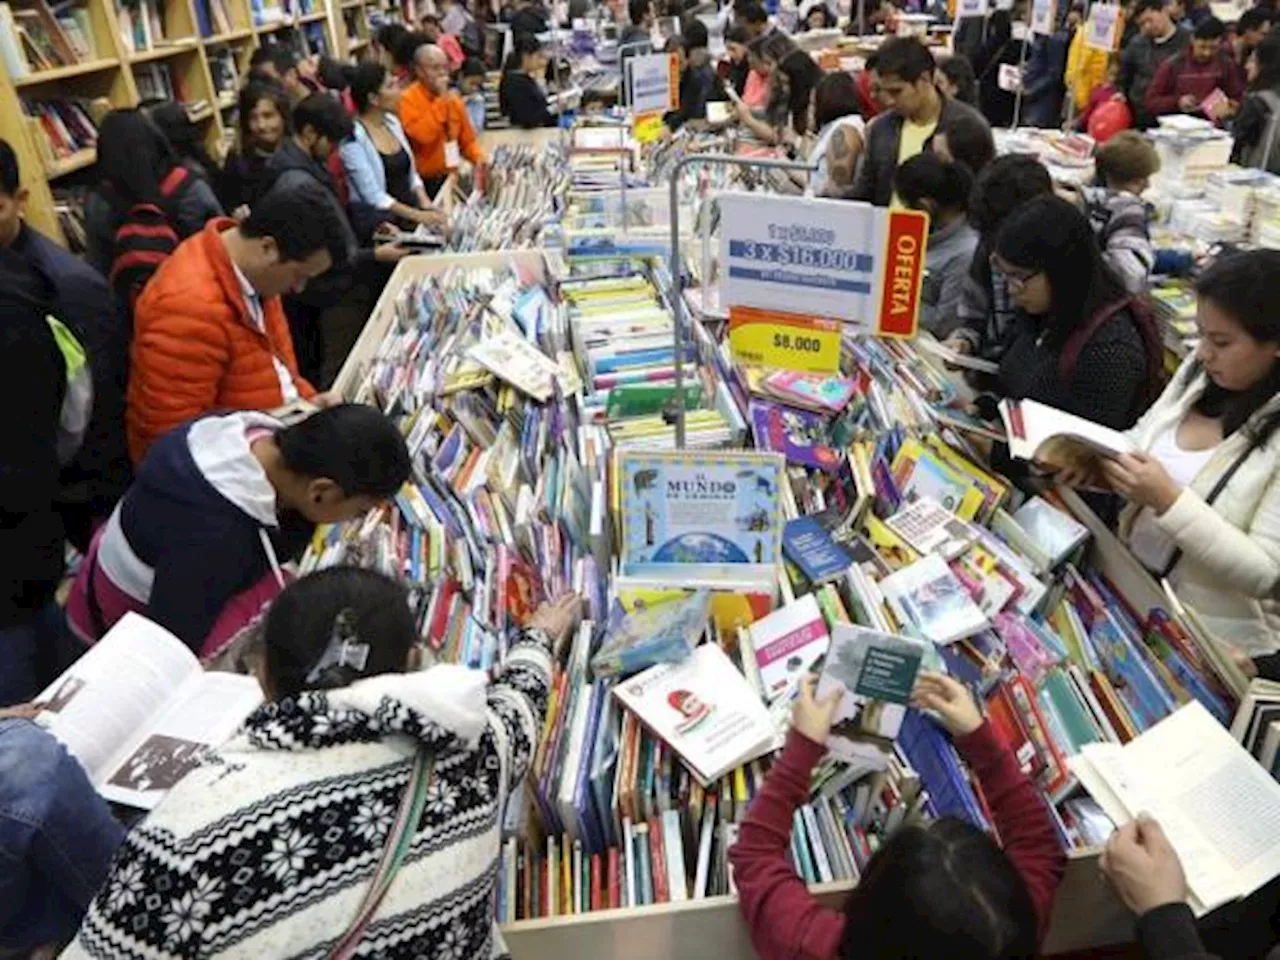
[730,674,1066,960]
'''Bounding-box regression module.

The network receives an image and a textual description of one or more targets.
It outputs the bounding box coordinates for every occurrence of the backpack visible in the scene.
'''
[1058,295,1166,420]
[107,165,194,310]
[1240,89,1280,175]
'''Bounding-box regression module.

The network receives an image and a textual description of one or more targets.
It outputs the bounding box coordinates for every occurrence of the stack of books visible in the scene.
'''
[22,96,98,168]
[0,0,97,78]
[447,143,567,253]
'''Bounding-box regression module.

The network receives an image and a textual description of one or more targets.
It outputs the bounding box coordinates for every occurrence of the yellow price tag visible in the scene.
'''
[728,306,841,374]
[632,111,665,144]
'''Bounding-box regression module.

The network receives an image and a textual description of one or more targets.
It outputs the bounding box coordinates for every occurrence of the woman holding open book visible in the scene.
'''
[65,568,581,960]
[1064,251,1280,659]
[730,674,1065,960]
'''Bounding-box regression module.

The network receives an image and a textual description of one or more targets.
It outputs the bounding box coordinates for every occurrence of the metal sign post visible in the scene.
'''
[1010,28,1031,128]
[666,153,816,448]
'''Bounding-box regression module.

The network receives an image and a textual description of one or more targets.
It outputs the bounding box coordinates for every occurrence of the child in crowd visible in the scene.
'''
[65,405,410,658]
[1075,53,1123,130]
[1060,131,1160,293]
[731,674,1065,960]
[460,56,489,132]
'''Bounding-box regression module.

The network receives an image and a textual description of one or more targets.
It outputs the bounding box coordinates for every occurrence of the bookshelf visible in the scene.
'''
[0,0,346,245]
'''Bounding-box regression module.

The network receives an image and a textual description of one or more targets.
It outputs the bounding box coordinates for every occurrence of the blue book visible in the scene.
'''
[782,516,854,585]
[898,709,990,831]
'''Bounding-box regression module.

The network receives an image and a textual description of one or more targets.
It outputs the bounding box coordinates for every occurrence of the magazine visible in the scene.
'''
[815,624,926,768]
[36,613,263,810]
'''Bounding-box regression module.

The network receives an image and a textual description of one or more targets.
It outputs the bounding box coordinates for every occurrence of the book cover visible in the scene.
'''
[782,515,854,586]
[1013,497,1089,567]
[815,624,926,768]
[750,400,842,473]
[884,496,975,560]
[590,592,710,680]
[613,644,775,786]
[745,594,832,702]
[617,450,785,580]
[762,370,856,413]
[881,554,989,645]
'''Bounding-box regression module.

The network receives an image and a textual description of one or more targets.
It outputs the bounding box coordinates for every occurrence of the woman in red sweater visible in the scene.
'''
[730,674,1066,960]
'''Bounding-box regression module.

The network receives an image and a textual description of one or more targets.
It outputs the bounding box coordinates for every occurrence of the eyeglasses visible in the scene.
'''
[989,254,1042,294]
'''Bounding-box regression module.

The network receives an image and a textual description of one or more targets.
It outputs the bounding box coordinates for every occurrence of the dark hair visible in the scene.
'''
[252,44,299,76]
[350,60,389,112]
[1192,250,1280,442]
[1240,7,1271,33]
[803,3,835,26]
[276,403,411,498]
[243,179,351,268]
[969,153,1051,239]
[995,195,1128,348]
[506,29,544,69]
[394,30,431,67]
[95,108,178,208]
[1253,29,1280,89]
[293,92,354,142]
[940,54,978,105]
[1134,0,1166,18]
[839,819,1038,960]
[318,56,355,91]
[874,36,936,82]
[264,567,417,700]
[736,0,768,23]
[1193,15,1225,38]
[461,55,487,77]
[629,0,651,24]
[682,17,708,50]
[813,70,863,128]
[894,152,974,212]
[237,81,293,146]
[725,23,752,43]
[375,21,410,54]
[142,100,219,178]
[0,137,20,195]
[938,110,995,174]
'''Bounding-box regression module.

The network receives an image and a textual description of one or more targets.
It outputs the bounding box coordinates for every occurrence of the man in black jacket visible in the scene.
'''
[663,21,727,131]
[851,37,990,207]
[1119,0,1191,128]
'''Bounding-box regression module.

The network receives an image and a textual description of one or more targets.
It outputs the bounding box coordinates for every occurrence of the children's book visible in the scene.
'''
[999,398,1135,469]
[613,644,776,785]
[36,613,263,810]
[591,592,711,679]
[881,554,990,645]
[761,370,857,414]
[745,594,832,702]
[884,496,975,560]
[750,401,842,473]
[815,624,927,768]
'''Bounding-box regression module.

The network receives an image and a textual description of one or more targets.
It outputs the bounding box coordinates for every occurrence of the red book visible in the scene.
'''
[427,578,458,650]
[648,818,669,903]
[607,847,621,909]
[590,853,602,912]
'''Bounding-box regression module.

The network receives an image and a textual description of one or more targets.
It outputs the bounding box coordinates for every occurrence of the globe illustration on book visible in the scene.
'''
[651,533,750,564]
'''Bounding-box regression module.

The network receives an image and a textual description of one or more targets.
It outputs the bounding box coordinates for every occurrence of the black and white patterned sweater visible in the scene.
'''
[65,629,553,960]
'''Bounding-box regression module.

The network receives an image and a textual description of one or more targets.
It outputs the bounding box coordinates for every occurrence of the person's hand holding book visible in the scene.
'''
[1100,815,1189,916]
[1099,452,1181,514]
[792,676,840,745]
[528,594,584,655]
[910,672,982,737]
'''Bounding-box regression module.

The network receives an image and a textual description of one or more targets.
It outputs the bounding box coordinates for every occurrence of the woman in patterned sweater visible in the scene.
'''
[65,568,581,960]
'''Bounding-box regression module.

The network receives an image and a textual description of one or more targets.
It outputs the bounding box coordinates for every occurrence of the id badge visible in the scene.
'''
[444,140,461,167]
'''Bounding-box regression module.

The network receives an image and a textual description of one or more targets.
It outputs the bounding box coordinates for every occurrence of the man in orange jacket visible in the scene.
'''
[398,42,486,196]
[126,179,346,463]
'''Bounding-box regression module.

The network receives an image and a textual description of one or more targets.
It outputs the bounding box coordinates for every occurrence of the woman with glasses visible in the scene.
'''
[988,194,1164,432]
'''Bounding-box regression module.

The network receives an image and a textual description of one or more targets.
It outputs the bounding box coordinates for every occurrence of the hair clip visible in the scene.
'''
[305,607,372,684]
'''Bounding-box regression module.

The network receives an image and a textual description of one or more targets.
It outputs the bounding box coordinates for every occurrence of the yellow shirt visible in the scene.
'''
[890,117,938,208]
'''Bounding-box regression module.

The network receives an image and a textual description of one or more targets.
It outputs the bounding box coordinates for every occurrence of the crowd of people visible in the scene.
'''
[3,0,1280,957]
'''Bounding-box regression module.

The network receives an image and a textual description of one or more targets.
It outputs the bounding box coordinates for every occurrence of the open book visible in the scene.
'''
[1069,702,1280,915]
[36,613,263,810]
[999,398,1135,469]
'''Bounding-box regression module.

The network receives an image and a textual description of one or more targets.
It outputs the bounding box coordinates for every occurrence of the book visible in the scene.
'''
[881,553,989,645]
[744,594,831,702]
[782,515,854,586]
[469,330,567,402]
[761,369,856,414]
[816,624,926,768]
[35,613,263,810]
[999,398,1136,469]
[884,496,975,560]
[1013,497,1090,567]
[1070,701,1280,915]
[750,400,842,473]
[613,644,776,786]
[591,591,710,679]
[916,336,1001,374]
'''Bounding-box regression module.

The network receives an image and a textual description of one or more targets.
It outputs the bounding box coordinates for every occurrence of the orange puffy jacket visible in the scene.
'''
[126,218,315,463]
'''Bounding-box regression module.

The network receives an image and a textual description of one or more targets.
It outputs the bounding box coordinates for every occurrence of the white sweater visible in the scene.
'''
[1121,357,1280,655]
[66,632,553,959]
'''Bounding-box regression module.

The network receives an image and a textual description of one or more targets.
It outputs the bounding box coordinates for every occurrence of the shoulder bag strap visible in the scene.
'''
[1156,434,1262,580]
[328,748,436,960]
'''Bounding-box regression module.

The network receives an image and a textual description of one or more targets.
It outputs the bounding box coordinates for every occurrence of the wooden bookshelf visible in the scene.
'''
[13,56,119,85]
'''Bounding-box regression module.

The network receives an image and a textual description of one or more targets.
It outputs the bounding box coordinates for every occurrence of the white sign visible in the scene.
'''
[956,0,989,19]
[1085,3,1121,51]
[1030,0,1056,34]
[998,63,1023,92]
[1011,19,1030,40]
[628,52,677,115]
[717,191,930,337]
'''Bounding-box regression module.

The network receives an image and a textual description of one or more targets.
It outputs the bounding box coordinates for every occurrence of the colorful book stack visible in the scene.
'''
[22,97,98,168]
[446,143,568,253]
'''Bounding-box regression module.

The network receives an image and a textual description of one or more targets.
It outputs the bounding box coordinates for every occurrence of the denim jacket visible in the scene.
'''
[338,114,425,211]
[0,719,123,952]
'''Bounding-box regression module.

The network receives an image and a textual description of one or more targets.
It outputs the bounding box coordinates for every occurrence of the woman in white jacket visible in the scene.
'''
[67,567,580,960]
[1073,251,1280,655]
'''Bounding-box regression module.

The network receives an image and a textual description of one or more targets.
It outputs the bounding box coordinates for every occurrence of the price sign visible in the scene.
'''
[956,0,989,19]
[1030,0,1056,34]
[728,307,841,373]
[628,52,679,115]
[1085,3,1121,51]
[633,110,666,143]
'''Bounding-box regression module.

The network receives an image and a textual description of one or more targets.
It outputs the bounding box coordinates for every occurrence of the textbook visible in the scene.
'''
[1070,702,1280,915]
[999,398,1136,469]
[744,594,831,702]
[36,613,263,810]
[816,625,926,769]
[613,644,776,786]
